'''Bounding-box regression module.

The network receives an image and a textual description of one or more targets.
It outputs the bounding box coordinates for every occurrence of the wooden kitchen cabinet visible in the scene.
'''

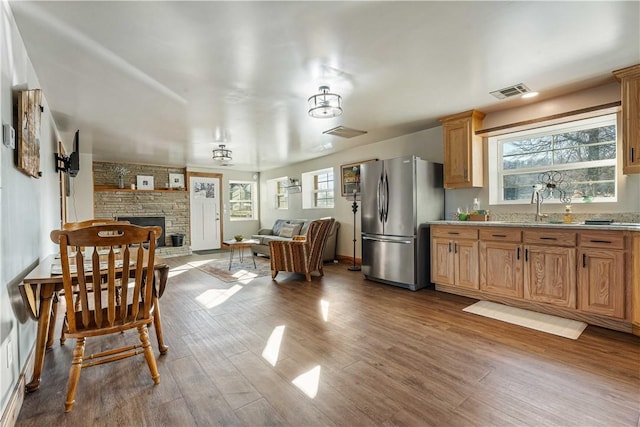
[431,223,638,334]
[577,231,626,318]
[431,226,479,289]
[523,229,576,308]
[439,110,485,188]
[613,64,640,174]
[479,228,523,298]
[524,244,576,308]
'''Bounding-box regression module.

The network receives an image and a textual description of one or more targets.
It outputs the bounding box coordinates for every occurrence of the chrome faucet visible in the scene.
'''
[531,184,548,222]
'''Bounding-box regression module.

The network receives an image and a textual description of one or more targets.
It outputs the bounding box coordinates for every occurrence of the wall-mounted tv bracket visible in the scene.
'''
[54,153,71,174]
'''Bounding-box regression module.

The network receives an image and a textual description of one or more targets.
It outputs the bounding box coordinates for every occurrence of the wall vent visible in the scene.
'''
[323,126,367,139]
[490,83,532,99]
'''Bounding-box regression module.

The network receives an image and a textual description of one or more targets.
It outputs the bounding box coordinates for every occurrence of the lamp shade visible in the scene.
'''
[308,86,342,118]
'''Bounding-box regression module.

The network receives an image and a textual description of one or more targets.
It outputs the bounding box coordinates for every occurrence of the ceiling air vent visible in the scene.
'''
[323,126,368,139]
[490,83,532,99]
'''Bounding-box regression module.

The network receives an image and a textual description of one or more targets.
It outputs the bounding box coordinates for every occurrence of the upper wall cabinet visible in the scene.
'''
[613,64,640,175]
[439,110,486,189]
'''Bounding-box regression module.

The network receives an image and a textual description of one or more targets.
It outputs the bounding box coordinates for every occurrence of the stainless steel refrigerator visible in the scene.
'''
[361,156,444,290]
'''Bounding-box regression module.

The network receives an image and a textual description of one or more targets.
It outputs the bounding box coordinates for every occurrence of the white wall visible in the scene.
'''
[65,152,94,222]
[1,0,61,415]
[259,126,445,260]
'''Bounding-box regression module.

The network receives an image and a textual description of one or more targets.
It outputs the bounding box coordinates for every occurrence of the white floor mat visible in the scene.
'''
[463,300,588,340]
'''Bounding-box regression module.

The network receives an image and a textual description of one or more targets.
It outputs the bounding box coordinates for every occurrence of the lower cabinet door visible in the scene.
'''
[454,239,479,289]
[578,248,625,318]
[480,241,523,298]
[524,245,576,308]
[431,238,455,285]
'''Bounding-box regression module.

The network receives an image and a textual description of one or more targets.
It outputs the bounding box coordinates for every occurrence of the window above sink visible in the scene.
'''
[488,114,618,205]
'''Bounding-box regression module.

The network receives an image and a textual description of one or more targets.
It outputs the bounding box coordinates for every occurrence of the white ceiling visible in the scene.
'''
[8,1,640,172]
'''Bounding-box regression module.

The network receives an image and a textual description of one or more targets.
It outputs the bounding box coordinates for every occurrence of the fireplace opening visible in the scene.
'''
[116,216,166,247]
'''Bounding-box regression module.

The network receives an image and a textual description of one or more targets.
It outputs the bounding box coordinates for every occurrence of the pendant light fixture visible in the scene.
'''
[212,144,232,161]
[308,85,342,118]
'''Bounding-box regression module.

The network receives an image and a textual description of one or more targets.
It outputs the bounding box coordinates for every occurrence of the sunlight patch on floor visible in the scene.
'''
[262,325,285,366]
[320,299,330,322]
[195,284,242,308]
[168,263,195,278]
[292,365,321,398]
[187,259,213,267]
[233,269,259,284]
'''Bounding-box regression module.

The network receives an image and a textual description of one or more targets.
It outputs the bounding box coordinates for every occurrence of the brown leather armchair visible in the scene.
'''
[269,218,335,282]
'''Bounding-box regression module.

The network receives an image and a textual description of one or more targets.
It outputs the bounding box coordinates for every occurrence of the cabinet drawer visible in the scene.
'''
[432,226,478,240]
[479,228,522,242]
[523,230,576,247]
[579,231,625,250]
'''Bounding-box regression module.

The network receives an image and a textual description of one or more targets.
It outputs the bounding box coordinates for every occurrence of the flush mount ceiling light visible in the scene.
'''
[308,85,342,118]
[212,144,232,162]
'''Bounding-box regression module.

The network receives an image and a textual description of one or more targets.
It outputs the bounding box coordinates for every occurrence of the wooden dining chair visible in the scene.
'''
[54,219,131,345]
[50,224,161,412]
[62,218,130,230]
[269,218,335,282]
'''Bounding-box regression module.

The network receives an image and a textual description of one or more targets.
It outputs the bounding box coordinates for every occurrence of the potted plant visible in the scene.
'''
[111,165,129,189]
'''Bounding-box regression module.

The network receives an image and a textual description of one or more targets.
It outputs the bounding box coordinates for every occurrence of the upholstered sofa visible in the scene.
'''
[251,218,339,262]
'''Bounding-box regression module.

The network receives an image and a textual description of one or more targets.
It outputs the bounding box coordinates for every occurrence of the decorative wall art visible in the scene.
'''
[17,89,43,178]
[340,159,377,197]
[169,173,185,189]
[136,175,154,190]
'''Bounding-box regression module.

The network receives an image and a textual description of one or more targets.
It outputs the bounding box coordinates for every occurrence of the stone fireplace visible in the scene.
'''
[116,216,166,247]
[93,161,190,257]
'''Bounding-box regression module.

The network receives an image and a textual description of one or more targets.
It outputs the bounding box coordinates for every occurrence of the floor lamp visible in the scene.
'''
[348,189,361,271]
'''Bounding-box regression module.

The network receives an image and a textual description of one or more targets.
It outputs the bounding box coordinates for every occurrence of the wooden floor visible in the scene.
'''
[16,253,640,426]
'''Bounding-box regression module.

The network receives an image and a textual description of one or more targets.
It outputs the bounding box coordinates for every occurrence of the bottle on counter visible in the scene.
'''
[564,205,572,223]
[473,198,480,211]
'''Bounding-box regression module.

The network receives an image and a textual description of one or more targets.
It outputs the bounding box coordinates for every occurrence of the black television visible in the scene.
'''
[68,130,79,177]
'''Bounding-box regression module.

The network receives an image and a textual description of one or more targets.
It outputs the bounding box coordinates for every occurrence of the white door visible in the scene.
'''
[189,175,221,250]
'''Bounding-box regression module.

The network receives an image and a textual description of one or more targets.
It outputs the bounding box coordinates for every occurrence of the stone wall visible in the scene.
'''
[93,162,190,254]
[93,161,185,190]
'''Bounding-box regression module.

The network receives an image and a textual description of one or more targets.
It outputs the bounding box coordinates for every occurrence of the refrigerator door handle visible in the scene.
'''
[362,236,413,244]
[383,172,390,223]
[377,173,384,222]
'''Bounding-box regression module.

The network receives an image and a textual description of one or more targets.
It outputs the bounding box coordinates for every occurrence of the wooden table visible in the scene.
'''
[222,239,260,270]
[19,252,169,392]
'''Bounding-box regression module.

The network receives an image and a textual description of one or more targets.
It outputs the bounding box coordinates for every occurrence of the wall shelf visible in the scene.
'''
[94,185,187,193]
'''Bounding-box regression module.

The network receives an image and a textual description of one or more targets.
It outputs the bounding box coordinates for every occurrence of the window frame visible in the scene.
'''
[271,176,289,210]
[302,167,335,209]
[488,114,618,205]
[228,180,258,221]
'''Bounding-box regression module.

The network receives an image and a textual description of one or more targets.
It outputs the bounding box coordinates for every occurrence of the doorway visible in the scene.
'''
[188,172,223,251]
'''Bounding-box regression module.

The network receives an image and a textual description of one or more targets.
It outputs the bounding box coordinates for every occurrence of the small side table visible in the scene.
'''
[222,239,260,270]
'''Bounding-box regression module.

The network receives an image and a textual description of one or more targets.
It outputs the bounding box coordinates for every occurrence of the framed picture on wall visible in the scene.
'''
[136,175,154,190]
[169,173,185,189]
[16,89,43,178]
[340,159,377,197]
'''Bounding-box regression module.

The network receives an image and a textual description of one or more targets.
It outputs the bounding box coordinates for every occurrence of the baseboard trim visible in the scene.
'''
[335,255,361,265]
[0,345,34,427]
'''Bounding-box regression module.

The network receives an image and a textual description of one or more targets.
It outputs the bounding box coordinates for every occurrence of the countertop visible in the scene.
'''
[424,220,640,231]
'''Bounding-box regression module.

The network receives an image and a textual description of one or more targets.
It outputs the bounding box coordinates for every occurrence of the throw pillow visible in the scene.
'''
[279,223,302,238]
[300,221,312,235]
